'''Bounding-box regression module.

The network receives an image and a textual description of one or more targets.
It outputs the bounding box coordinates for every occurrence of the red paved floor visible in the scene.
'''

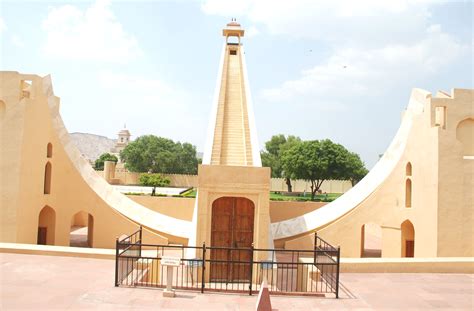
[1,252,472,310]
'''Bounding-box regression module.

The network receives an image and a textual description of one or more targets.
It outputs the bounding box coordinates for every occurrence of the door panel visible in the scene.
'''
[231,198,254,280]
[405,240,414,257]
[37,227,47,245]
[210,198,233,280]
[210,197,254,282]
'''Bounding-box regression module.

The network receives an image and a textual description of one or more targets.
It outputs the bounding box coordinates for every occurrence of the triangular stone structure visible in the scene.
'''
[202,20,261,167]
[189,21,272,276]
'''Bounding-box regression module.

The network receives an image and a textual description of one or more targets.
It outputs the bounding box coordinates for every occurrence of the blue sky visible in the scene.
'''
[1,0,472,167]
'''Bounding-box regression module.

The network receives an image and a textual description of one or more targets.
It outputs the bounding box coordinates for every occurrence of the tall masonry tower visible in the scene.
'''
[193,21,271,270]
[202,19,262,167]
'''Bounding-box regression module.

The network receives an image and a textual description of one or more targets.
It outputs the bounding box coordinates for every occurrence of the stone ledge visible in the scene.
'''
[1,243,473,273]
[0,242,115,260]
[297,256,474,273]
[341,257,474,273]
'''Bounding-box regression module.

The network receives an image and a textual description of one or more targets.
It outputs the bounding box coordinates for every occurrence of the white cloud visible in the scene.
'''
[201,0,253,16]
[261,26,467,105]
[42,0,141,62]
[97,71,188,106]
[202,0,466,108]
[201,0,441,46]
[246,25,260,38]
[94,71,207,146]
[0,17,6,33]
[11,35,25,47]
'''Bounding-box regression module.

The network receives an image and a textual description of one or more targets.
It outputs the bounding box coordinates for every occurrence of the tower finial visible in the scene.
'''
[223,19,244,37]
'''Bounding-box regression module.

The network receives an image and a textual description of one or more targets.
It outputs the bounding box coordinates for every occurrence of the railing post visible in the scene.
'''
[335,246,341,298]
[249,243,254,296]
[114,237,119,287]
[201,242,206,294]
[139,226,143,257]
[313,232,317,265]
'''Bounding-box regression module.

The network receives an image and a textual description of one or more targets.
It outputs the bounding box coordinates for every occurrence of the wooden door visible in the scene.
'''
[37,227,47,245]
[210,197,233,281]
[231,198,254,281]
[210,197,254,282]
[405,240,414,257]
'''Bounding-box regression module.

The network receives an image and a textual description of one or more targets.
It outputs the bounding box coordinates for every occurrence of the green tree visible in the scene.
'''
[94,153,118,170]
[139,173,171,196]
[261,135,301,192]
[346,152,369,186]
[282,139,367,200]
[120,135,198,174]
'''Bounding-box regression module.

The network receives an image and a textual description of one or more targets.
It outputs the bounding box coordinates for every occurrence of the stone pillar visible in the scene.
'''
[103,160,116,184]
[382,225,401,258]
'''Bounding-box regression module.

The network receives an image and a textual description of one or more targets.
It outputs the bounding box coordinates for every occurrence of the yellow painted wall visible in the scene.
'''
[124,195,326,224]
[127,196,196,221]
[269,201,326,223]
[436,90,474,257]
[100,169,352,194]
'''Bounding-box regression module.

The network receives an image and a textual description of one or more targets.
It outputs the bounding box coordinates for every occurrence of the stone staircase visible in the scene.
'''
[210,46,253,166]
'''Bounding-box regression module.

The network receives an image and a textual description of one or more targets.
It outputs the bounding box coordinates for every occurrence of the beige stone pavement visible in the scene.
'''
[0,253,472,310]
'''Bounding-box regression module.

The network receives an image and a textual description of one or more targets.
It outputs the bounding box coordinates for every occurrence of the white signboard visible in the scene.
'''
[161,256,181,267]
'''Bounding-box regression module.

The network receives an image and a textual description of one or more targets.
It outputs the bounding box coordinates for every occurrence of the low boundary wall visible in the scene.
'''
[99,170,352,193]
[2,243,472,273]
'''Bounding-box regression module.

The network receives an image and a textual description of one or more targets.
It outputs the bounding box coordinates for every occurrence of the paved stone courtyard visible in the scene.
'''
[1,253,472,310]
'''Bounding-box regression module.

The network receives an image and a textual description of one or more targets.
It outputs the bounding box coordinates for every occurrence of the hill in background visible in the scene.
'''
[70,132,116,162]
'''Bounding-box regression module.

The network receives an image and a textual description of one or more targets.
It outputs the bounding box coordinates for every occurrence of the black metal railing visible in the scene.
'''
[314,233,340,297]
[115,228,341,297]
[115,227,142,286]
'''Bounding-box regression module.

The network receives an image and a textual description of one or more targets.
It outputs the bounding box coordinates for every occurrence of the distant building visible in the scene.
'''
[110,126,131,161]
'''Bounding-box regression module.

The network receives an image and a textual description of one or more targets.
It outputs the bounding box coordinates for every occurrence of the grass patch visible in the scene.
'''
[124,192,145,196]
[181,188,197,198]
[125,189,340,201]
[270,192,341,202]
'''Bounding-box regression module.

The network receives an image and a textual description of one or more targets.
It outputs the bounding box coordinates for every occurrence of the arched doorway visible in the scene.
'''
[69,211,94,247]
[456,118,474,156]
[210,197,255,282]
[37,206,56,245]
[401,220,415,257]
[360,223,382,257]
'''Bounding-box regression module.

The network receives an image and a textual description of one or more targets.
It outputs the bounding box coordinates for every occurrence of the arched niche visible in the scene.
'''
[44,162,52,194]
[37,206,56,245]
[401,220,415,257]
[0,100,5,119]
[47,143,53,158]
[456,118,474,156]
[360,223,382,258]
[406,162,412,176]
[405,178,412,208]
[69,211,94,248]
